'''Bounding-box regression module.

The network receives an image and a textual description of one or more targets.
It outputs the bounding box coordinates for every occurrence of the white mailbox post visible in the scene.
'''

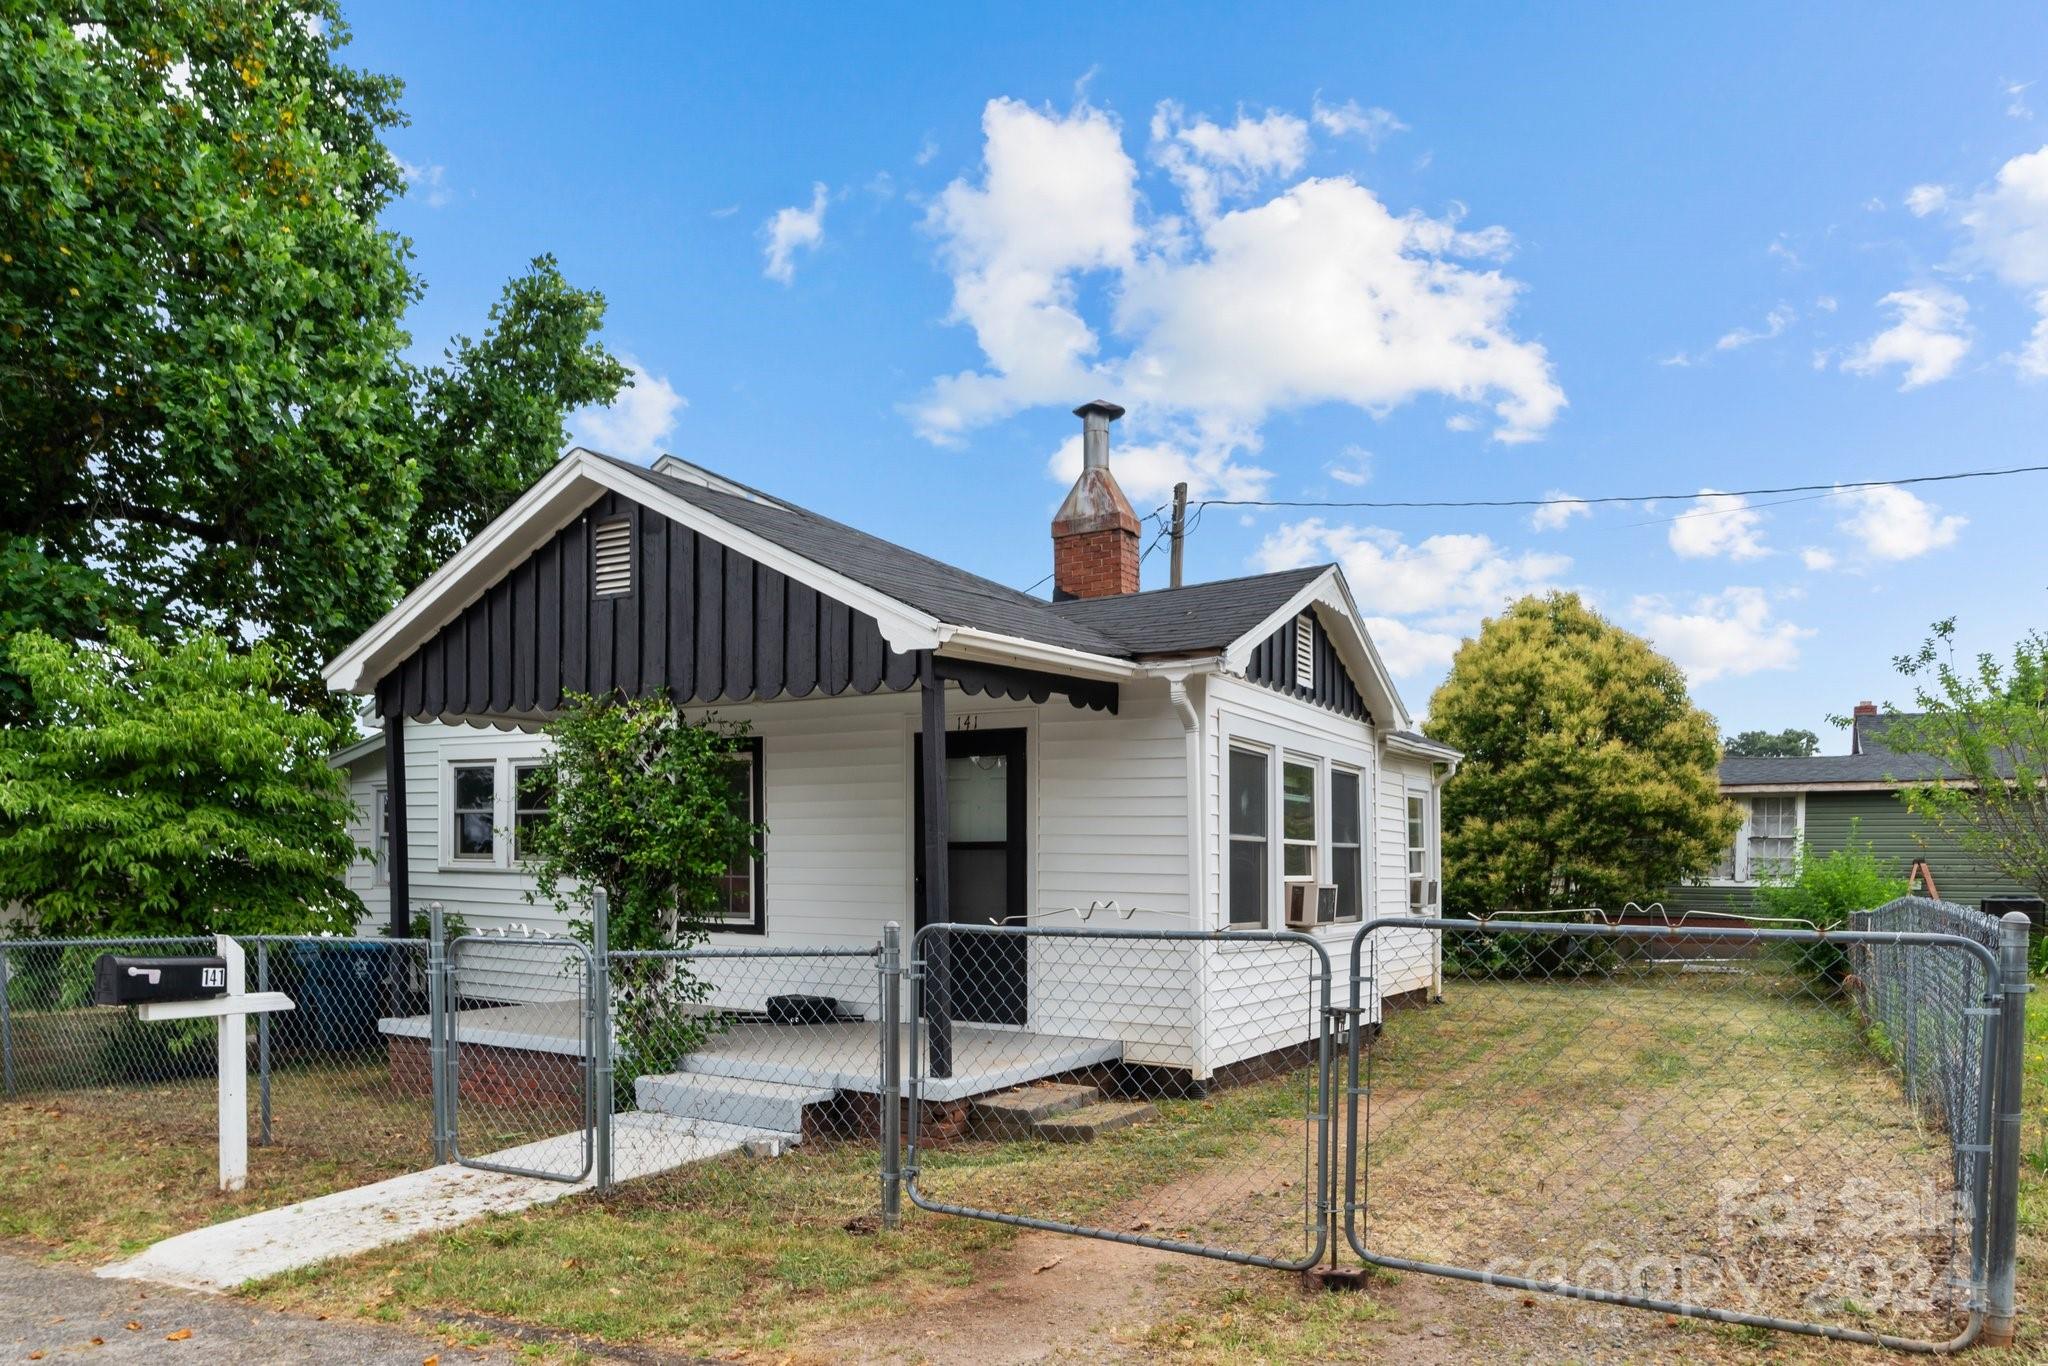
[134,935,295,1193]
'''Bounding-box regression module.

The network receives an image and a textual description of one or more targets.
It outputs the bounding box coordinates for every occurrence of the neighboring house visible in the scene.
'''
[1664,702,2037,919]
[323,401,1459,1091]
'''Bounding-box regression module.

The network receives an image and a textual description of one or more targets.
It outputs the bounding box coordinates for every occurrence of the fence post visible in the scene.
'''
[879,922,903,1229]
[256,940,272,1146]
[592,890,613,1194]
[1,945,14,1098]
[427,902,451,1165]
[1983,911,2031,1347]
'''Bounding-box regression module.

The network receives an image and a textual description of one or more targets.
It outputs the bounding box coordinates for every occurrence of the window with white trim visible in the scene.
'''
[703,739,766,933]
[372,788,390,885]
[1706,795,1805,884]
[512,764,551,864]
[1228,746,1270,927]
[450,763,496,860]
[1330,767,1364,922]
[1407,792,1430,912]
[1282,759,1318,881]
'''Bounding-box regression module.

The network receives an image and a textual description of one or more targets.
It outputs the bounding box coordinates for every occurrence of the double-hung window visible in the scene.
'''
[1407,793,1430,912]
[1706,795,1804,884]
[704,738,766,933]
[1330,769,1364,922]
[1228,747,1271,927]
[372,788,391,885]
[1746,796,1799,880]
[512,764,551,864]
[451,763,496,861]
[1282,760,1318,882]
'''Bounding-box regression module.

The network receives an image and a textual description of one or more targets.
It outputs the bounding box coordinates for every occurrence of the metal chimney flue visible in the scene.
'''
[1075,399,1125,470]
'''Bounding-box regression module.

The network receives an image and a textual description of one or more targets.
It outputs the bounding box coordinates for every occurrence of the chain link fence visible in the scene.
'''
[905,923,1333,1270]
[1343,913,2011,1353]
[5,899,2030,1354]
[1,933,436,1189]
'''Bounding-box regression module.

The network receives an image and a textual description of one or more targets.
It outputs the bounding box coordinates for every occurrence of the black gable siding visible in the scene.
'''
[376,491,921,720]
[1244,611,1372,723]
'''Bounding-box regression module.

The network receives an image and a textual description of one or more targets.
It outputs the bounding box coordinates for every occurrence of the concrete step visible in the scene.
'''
[969,1082,1102,1139]
[1031,1100,1159,1144]
[634,1072,832,1136]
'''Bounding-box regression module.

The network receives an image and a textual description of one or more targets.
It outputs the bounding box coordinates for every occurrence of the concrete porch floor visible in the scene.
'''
[380,1002,1123,1104]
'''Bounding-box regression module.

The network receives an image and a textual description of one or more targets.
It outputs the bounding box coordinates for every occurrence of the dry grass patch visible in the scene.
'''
[0,1059,430,1261]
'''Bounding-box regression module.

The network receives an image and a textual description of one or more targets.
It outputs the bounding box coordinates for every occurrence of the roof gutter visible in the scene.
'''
[935,626,1139,681]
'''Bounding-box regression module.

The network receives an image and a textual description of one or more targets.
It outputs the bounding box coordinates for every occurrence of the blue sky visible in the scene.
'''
[344,1,2047,745]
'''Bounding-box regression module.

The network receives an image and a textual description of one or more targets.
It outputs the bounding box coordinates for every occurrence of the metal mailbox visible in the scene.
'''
[92,954,230,1007]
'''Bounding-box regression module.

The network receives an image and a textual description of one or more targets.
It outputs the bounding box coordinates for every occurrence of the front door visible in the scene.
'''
[915,727,1027,1026]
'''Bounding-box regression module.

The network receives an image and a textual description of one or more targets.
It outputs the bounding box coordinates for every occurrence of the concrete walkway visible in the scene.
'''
[97,1112,770,1293]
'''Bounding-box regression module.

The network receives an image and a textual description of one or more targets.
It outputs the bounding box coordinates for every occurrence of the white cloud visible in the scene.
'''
[1359,615,1462,677]
[572,359,686,461]
[911,96,1565,478]
[394,158,453,208]
[1150,102,1311,224]
[1835,484,1966,560]
[1529,491,1591,532]
[1631,588,1812,683]
[2009,79,2035,122]
[916,135,940,167]
[1799,546,1837,571]
[1044,431,1268,507]
[1310,98,1406,149]
[1925,144,2048,375]
[1715,304,1796,352]
[1326,446,1373,487]
[1841,287,1972,389]
[1255,518,1570,676]
[1668,490,1769,561]
[1905,183,1949,217]
[762,182,829,285]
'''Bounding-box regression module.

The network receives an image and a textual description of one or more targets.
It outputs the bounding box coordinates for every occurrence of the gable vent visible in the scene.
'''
[1294,613,1316,690]
[591,517,634,597]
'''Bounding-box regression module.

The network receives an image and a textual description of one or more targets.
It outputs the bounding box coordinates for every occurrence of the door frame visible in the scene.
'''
[912,725,1029,933]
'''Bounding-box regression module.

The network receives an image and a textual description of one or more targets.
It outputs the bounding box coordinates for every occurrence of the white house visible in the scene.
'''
[325,401,1457,1094]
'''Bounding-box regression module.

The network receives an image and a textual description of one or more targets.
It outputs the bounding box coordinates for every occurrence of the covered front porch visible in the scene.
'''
[380,996,1124,1107]
[346,473,1146,1103]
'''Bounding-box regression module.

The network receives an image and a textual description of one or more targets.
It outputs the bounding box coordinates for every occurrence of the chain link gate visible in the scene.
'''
[441,931,598,1183]
[903,922,1336,1270]
[1341,913,2024,1354]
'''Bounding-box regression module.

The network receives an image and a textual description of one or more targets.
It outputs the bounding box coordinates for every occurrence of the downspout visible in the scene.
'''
[1167,674,1210,1081]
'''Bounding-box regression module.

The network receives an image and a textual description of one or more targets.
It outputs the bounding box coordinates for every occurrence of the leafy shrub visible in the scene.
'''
[1756,825,1908,982]
[521,694,764,1098]
[1442,924,1620,980]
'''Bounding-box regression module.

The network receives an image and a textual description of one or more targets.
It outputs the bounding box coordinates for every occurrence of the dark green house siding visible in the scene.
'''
[1661,789,2032,917]
[1801,791,2024,907]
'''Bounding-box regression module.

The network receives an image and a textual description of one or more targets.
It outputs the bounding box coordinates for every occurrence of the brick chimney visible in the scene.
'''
[1052,400,1140,601]
[1853,700,1878,718]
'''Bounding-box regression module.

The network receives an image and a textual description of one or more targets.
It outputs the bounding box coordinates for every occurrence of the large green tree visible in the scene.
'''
[0,625,361,937]
[1724,727,1819,758]
[0,5,628,716]
[1428,593,1740,916]
[1877,620,2048,901]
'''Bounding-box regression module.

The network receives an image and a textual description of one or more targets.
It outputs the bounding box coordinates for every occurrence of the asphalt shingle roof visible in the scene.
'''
[1043,566,1328,656]
[602,455,1324,661]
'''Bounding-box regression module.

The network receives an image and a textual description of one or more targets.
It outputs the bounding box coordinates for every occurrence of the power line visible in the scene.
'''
[1186,462,2048,515]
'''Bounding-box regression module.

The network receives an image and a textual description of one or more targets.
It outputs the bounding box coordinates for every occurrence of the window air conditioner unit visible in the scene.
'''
[1285,882,1338,929]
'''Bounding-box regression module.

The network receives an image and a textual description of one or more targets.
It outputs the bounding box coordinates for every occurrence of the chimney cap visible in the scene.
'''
[1073,399,1126,421]
[1854,699,1878,716]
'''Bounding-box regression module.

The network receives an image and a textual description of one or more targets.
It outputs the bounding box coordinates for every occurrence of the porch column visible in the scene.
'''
[919,654,953,1080]
[382,708,411,938]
